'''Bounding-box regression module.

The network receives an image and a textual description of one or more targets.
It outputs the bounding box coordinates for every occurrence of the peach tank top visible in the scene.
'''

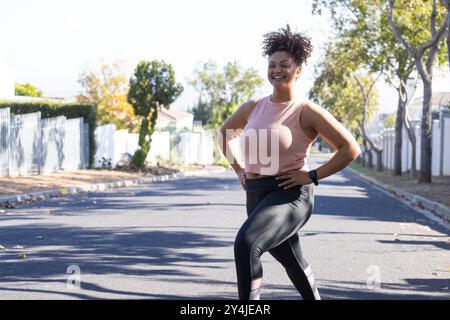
[239,95,317,176]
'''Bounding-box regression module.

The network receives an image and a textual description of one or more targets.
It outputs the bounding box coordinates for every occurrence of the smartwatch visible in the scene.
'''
[308,169,319,186]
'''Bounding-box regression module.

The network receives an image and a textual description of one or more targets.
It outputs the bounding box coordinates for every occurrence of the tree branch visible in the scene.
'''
[354,74,383,152]
[388,0,436,82]
[387,0,417,60]
[343,0,360,21]
[418,12,449,56]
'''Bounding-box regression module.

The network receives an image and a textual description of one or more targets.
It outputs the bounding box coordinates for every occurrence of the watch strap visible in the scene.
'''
[308,169,319,186]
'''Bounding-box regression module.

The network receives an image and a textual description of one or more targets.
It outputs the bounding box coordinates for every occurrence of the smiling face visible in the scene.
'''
[267,51,302,89]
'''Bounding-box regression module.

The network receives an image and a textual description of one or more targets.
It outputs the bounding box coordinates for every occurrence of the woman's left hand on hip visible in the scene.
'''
[275,169,311,189]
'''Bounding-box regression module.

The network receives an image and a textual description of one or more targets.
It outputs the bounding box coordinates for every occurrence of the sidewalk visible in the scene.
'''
[310,150,450,223]
[347,163,449,223]
[0,164,227,209]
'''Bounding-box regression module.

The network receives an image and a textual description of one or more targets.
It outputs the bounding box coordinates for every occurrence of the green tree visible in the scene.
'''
[15,83,43,97]
[127,60,183,169]
[77,60,139,132]
[188,97,211,127]
[388,0,449,183]
[309,43,379,145]
[312,2,386,170]
[309,44,380,169]
[442,0,450,74]
[312,0,447,179]
[188,61,263,128]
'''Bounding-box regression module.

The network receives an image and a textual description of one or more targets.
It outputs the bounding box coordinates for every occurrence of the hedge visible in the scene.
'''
[0,100,97,168]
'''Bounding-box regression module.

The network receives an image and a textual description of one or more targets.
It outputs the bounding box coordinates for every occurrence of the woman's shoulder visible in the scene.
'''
[241,96,266,114]
[246,96,266,107]
[299,98,336,130]
[298,98,324,113]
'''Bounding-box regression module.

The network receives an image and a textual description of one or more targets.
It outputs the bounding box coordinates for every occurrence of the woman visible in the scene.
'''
[219,25,361,300]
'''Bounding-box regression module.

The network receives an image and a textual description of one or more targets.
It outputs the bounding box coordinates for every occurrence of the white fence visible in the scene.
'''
[364,109,450,176]
[94,124,218,168]
[0,108,88,176]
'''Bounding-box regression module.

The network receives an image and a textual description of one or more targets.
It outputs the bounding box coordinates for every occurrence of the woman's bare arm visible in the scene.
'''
[302,102,361,181]
[219,99,258,174]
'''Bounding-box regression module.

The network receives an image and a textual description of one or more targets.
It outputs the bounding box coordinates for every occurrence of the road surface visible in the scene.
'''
[0,156,449,299]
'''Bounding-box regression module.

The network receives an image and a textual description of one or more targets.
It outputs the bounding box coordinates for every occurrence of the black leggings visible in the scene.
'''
[234,176,320,300]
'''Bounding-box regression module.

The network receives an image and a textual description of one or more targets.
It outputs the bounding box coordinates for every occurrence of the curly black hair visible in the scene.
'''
[261,24,313,66]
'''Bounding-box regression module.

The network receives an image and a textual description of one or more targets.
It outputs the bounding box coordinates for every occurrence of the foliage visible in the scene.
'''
[128,60,183,169]
[77,60,140,133]
[312,0,448,79]
[15,83,43,97]
[188,61,263,128]
[383,113,396,128]
[308,39,379,144]
[312,0,449,180]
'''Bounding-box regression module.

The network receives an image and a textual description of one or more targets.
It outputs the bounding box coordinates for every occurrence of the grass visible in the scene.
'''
[348,161,376,177]
[213,155,231,168]
[348,160,450,207]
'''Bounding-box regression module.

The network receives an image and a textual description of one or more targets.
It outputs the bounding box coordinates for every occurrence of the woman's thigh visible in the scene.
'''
[239,184,314,252]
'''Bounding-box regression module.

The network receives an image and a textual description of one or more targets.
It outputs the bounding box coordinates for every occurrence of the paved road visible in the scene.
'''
[0,156,449,299]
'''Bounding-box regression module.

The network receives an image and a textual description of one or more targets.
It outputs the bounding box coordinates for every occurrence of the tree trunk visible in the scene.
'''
[420,82,433,183]
[403,103,418,179]
[375,149,383,171]
[388,0,448,183]
[355,75,382,172]
[131,106,159,169]
[367,145,373,170]
[131,117,150,169]
[443,4,450,75]
[394,91,404,175]
[446,3,450,75]
[411,138,418,179]
[361,138,367,167]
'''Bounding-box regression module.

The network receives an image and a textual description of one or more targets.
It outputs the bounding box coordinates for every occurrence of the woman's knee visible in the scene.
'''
[234,229,251,254]
[234,228,262,259]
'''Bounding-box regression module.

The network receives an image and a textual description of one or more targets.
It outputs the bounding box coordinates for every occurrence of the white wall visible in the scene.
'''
[367,113,449,176]
[94,124,116,168]
[95,125,217,168]
[1,111,85,177]
[443,117,450,175]
[146,131,171,165]
[432,120,441,176]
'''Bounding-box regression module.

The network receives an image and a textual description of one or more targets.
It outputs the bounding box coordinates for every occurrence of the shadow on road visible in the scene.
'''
[3,175,245,216]
[264,278,449,300]
[314,169,450,238]
[0,223,233,299]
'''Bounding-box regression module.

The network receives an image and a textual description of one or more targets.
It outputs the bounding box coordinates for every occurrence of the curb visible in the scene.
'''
[0,167,227,208]
[346,166,450,223]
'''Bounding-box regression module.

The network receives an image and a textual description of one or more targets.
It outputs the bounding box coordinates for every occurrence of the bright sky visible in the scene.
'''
[0,0,448,114]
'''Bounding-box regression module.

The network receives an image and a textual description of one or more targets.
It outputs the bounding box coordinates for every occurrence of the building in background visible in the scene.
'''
[155,106,194,131]
[367,91,450,135]
[408,92,450,121]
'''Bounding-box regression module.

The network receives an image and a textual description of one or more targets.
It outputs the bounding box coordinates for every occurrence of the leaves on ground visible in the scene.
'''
[3,201,15,209]
[17,252,27,259]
